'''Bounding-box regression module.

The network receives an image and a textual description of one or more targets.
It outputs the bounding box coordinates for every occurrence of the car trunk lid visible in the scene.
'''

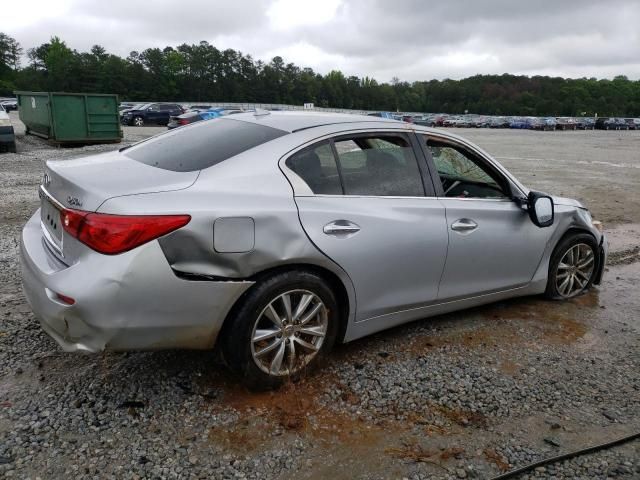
[40,150,198,263]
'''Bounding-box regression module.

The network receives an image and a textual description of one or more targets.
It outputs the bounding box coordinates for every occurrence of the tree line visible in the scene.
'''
[1,33,639,117]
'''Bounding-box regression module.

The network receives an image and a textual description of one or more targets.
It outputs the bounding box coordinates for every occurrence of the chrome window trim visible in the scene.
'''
[435,197,514,203]
[294,193,443,201]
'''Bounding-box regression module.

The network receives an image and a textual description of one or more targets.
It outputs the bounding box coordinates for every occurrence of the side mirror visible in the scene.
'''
[528,191,554,227]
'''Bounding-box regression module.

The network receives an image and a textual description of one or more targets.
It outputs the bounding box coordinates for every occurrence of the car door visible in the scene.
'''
[144,104,163,124]
[153,104,172,125]
[420,134,553,300]
[284,131,449,322]
[163,105,182,124]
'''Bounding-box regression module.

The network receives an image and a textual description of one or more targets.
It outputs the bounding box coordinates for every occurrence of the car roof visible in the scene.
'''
[228,110,401,133]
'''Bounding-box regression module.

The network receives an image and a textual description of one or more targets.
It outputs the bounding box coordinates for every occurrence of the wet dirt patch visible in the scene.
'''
[403,294,594,357]
[483,448,510,472]
[608,245,640,266]
[433,405,488,428]
[385,441,464,472]
[485,296,592,345]
[204,374,393,456]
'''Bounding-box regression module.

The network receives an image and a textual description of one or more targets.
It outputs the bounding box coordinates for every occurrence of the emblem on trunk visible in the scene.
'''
[42,173,51,188]
[67,196,83,208]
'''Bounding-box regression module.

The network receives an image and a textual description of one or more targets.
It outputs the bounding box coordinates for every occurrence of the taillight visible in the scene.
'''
[60,209,190,255]
[56,293,76,305]
[178,118,189,125]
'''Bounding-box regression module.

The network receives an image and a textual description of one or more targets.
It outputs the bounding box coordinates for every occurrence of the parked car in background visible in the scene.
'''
[121,103,185,126]
[367,112,396,119]
[412,115,430,126]
[443,116,471,128]
[469,116,490,128]
[187,105,212,112]
[509,117,531,129]
[1,99,18,112]
[577,118,595,130]
[401,115,414,123]
[118,103,135,112]
[596,117,627,130]
[543,117,557,131]
[21,111,607,389]
[0,104,16,152]
[529,118,545,130]
[167,111,203,130]
[413,115,441,127]
[555,117,577,130]
[624,118,637,130]
[167,108,244,130]
[489,117,509,128]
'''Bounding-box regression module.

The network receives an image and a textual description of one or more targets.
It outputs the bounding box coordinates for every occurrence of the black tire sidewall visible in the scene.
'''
[222,271,339,390]
[545,233,598,300]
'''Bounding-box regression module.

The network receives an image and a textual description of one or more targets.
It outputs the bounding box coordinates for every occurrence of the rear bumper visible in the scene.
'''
[20,210,253,352]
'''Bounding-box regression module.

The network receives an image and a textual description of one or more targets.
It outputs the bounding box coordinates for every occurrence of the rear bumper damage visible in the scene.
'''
[20,210,253,352]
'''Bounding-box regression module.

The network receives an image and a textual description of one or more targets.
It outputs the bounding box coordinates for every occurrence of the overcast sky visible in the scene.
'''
[4,0,640,82]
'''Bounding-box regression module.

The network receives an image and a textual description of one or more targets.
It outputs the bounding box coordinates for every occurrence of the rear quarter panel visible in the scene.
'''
[97,133,358,333]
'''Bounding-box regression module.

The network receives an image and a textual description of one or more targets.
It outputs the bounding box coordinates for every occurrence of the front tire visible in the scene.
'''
[221,271,339,390]
[133,116,144,127]
[545,233,598,300]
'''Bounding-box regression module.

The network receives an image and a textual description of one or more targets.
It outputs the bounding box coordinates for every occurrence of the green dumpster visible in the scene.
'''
[15,91,122,145]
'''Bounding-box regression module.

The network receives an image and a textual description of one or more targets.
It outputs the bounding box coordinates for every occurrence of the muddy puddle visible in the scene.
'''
[205,373,391,454]
[402,291,600,360]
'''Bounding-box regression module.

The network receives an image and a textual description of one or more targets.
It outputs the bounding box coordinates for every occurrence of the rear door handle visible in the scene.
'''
[451,218,478,232]
[323,220,361,236]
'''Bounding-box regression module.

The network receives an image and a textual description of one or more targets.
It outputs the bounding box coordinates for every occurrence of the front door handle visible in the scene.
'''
[451,218,478,232]
[323,220,361,236]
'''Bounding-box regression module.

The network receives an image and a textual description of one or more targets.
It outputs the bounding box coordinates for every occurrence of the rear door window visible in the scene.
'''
[285,142,343,194]
[334,134,424,196]
[124,118,287,172]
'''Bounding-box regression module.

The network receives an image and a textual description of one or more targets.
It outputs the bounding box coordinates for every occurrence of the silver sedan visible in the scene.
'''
[21,112,607,389]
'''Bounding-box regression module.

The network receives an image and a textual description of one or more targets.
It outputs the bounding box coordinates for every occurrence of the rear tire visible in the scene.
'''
[221,270,339,390]
[545,233,598,300]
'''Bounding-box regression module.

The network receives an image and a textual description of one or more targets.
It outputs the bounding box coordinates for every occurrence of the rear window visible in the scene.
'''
[124,118,288,172]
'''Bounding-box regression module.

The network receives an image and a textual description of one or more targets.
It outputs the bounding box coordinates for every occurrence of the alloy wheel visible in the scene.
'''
[250,290,328,376]
[133,117,144,126]
[555,243,595,298]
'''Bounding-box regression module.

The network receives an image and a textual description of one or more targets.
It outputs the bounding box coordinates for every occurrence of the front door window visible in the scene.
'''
[426,139,507,199]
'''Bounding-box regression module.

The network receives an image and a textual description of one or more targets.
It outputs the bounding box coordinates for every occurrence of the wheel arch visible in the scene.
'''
[219,263,352,347]
[544,226,601,299]
[553,226,597,249]
[547,226,600,278]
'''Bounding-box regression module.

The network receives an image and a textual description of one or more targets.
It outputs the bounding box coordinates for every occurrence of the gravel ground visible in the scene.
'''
[0,115,639,479]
